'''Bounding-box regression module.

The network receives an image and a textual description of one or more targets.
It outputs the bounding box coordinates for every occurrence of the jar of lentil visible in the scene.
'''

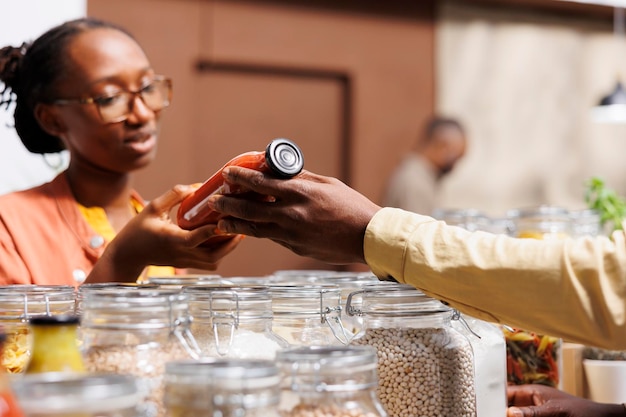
[276,345,387,417]
[346,284,477,417]
[164,359,281,417]
[0,285,75,374]
[12,373,142,417]
[79,288,199,417]
[505,206,569,388]
[269,284,352,346]
[184,284,288,359]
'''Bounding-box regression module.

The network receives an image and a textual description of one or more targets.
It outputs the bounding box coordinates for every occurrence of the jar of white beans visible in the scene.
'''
[346,283,477,417]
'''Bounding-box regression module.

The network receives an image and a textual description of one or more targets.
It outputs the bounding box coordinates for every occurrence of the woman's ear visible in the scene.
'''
[34,103,67,137]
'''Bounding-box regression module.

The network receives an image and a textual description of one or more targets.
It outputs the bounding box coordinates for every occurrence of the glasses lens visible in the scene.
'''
[97,94,129,123]
[140,79,171,112]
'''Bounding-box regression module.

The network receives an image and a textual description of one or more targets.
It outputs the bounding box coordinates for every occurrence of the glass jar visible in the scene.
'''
[451,312,507,417]
[0,332,25,417]
[80,288,198,417]
[75,283,159,316]
[269,284,351,346]
[347,284,477,417]
[276,345,387,417]
[164,359,281,417]
[0,285,75,374]
[25,315,85,374]
[432,208,491,232]
[184,285,287,359]
[12,373,142,417]
[569,208,602,237]
[505,206,569,388]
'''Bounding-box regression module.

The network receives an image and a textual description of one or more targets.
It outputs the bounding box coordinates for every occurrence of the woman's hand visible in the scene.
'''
[207,167,382,265]
[86,184,243,283]
[507,384,626,417]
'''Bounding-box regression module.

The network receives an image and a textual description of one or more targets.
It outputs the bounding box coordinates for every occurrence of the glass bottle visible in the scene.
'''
[12,373,142,417]
[276,345,387,417]
[0,285,76,374]
[79,288,198,417]
[269,284,352,346]
[24,315,84,374]
[184,284,288,359]
[346,283,477,417]
[505,206,570,388]
[177,138,304,237]
[164,359,281,417]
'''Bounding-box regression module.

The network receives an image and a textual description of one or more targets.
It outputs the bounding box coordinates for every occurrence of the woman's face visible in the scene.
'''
[50,28,164,174]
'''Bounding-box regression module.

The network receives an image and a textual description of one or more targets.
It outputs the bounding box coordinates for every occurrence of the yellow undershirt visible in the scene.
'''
[77,198,175,282]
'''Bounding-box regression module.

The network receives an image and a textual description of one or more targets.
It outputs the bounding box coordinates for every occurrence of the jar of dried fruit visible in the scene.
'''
[184,284,288,359]
[346,283,477,417]
[164,359,281,417]
[0,285,76,374]
[79,288,198,417]
[276,345,387,417]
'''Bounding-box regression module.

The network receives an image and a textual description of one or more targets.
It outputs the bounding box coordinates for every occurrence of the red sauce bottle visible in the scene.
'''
[177,138,304,235]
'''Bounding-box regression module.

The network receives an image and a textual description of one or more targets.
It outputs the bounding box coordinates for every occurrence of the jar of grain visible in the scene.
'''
[12,373,142,416]
[346,284,477,417]
[276,345,387,417]
[0,285,75,374]
[80,288,199,417]
[505,206,570,388]
[164,359,281,417]
[269,284,352,346]
[184,284,288,359]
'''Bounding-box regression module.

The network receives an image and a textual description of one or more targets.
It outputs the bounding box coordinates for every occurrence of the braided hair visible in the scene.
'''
[0,18,133,154]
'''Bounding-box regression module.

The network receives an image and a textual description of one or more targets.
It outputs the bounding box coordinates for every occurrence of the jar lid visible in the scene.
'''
[12,373,141,413]
[30,314,80,326]
[184,285,273,321]
[0,285,76,319]
[146,274,227,287]
[346,283,451,317]
[269,284,341,316]
[165,359,280,387]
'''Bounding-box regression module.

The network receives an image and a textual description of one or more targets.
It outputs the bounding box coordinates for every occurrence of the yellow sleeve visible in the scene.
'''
[364,207,626,350]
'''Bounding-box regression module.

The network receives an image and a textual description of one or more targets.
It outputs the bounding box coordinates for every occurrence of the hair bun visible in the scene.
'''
[0,42,29,108]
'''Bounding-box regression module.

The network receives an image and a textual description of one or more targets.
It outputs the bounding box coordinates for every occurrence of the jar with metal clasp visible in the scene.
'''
[505,205,570,388]
[79,288,199,417]
[164,359,281,417]
[346,283,477,417]
[184,284,288,359]
[269,284,352,346]
[12,373,143,417]
[276,345,387,417]
[0,285,75,374]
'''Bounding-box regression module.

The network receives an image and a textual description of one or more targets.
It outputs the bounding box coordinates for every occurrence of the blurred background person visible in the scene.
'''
[382,116,467,215]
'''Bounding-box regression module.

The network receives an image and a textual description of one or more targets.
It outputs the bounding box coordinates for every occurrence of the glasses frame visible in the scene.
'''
[52,75,172,124]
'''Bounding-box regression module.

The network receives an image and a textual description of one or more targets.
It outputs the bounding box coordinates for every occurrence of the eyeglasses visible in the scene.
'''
[52,76,172,124]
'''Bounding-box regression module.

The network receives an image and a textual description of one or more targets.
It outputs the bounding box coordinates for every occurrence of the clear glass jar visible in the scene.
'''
[75,283,159,316]
[12,373,142,417]
[569,208,602,237]
[184,284,287,359]
[451,312,507,417]
[432,208,492,232]
[164,359,281,417]
[276,345,387,417]
[347,284,477,417]
[269,284,351,346]
[79,288,198,417]
[0,285,75,374]
[505,206,568,388]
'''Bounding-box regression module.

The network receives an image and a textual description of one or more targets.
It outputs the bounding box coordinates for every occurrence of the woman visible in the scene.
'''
[0,18,241,286]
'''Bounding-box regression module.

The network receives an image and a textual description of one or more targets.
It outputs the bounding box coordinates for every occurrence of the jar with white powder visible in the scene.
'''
[269,284,352,346]
[184,284,288,359]
[164,359,281,417]
[276,345,387,417]
[79,288,198,417]
[346,284,477,417]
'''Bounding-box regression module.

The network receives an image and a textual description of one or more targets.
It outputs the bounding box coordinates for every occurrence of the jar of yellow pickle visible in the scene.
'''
[0,285,76,374]
[505,206,572,388]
